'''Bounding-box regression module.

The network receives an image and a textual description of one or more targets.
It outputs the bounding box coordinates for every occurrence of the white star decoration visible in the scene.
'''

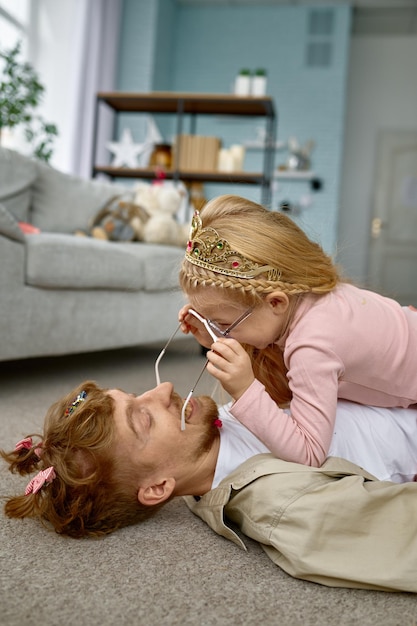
[106,117,163,168]
[106,128,146,168]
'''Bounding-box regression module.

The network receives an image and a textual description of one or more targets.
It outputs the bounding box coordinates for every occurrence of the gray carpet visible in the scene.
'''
[0,339,416,626]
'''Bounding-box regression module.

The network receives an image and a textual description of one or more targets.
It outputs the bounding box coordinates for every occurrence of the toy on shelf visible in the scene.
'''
[75,180,189,247]
[286,137,315,172]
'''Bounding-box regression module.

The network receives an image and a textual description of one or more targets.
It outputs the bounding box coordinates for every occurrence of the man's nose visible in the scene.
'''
[155,381,174,402]
[135,382,173,403]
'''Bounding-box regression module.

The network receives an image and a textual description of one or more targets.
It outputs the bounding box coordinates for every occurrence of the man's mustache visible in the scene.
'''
[170,390,184,413]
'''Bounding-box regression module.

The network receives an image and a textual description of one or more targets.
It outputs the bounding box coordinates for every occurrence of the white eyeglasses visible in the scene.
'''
[155,307,252,430]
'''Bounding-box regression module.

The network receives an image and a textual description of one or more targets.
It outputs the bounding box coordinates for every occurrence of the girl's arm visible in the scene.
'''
[231,378,334,466]
[207,338,341,466]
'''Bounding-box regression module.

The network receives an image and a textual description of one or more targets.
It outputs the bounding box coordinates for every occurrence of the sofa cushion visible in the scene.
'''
[126,242,184,292]
[0,202,25,242]
[31,160,130,233]
[25,234,184,292]
[0,147,37,221]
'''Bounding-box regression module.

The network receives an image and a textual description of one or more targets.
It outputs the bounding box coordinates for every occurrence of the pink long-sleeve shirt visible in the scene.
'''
[230,283,417,466]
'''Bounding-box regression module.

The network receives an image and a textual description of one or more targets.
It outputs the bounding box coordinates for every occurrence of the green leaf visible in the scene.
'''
[0,40,58,161]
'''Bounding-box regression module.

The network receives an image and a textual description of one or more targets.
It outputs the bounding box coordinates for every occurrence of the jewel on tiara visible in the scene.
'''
[64,390,87,417]
[185,211,280,280]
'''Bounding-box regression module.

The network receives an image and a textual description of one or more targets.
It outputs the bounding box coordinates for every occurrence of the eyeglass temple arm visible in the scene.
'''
[157,311,220,430]
[178,310,218,430]
[155,323,182,386]
[187,309,219,343]
[180,360,209,430]
[223,308,253,336]
[180,309,252,430]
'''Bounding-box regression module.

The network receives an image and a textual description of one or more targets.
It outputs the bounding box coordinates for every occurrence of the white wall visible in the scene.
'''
[34,0,87,173]
[337,35,417,283]
[32,0,121,176]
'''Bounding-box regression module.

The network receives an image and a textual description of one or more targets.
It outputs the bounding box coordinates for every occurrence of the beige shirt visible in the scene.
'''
[185,454,417,593]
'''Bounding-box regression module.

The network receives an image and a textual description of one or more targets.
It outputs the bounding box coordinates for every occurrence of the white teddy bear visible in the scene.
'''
[133,181,189,247]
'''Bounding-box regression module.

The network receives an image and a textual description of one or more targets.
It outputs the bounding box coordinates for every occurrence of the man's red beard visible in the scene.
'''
[171,391,220,456]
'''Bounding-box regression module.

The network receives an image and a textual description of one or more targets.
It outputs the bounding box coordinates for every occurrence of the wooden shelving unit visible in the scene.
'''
[92,91,277,205]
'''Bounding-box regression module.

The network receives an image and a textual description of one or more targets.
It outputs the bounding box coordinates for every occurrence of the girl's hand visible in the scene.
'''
[178,304,213,349]
[206,337,255,400]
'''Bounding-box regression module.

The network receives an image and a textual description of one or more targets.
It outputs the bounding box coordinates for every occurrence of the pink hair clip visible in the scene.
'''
[15,437,33,451]
[25,467,56,495]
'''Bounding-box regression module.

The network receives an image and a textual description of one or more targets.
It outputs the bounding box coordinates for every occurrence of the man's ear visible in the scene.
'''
[137,477,176,507]
[265,291,290,315]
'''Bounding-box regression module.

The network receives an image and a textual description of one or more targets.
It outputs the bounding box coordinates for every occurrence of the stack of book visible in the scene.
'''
[173,134,221,171]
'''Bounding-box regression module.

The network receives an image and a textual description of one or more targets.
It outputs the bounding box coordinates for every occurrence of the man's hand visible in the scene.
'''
[178,304,213,348]
[206,338,255,400]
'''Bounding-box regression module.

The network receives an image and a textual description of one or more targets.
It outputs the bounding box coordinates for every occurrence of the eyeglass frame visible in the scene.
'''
[155,307,253,430]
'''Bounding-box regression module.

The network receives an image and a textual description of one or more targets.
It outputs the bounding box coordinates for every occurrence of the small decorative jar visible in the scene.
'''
[251,68,267,96]
[149,143,172,169]
[234,69,251,96]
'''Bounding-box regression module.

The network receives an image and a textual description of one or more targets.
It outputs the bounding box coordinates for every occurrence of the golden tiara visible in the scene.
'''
[185,210,280,280]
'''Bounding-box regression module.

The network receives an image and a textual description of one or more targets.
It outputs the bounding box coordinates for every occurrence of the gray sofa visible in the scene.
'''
[0,147,187,362]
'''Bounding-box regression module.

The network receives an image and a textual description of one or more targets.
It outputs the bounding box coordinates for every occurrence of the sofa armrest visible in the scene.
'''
[0,202,25,243]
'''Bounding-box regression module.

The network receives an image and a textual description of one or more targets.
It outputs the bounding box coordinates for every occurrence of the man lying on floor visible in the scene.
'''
[2,380,417,593]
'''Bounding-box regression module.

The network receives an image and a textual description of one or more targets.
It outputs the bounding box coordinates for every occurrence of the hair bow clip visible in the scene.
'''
[25,467,56,495]
[64,390,87,416]
[15,437,33,451]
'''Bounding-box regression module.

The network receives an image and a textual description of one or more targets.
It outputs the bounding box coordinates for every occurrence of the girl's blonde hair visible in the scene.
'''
[180,194,340,302]
[1,381,166,538]
[179,195,342,405]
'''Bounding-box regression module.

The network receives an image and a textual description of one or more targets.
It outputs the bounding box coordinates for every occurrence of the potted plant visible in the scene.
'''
[0,41,58,162]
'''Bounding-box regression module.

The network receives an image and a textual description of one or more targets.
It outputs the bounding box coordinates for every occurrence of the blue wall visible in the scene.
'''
[117,0,351,254]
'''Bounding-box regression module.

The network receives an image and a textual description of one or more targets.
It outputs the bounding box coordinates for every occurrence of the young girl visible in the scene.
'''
[179,194,417,466]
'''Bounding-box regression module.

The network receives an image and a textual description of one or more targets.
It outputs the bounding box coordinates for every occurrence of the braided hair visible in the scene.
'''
[180,195,343,405]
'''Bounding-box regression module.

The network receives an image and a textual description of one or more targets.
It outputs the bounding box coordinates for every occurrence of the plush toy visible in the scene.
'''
[133,181,189,247]
[75,181,189,247]
[75,194,148,242]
